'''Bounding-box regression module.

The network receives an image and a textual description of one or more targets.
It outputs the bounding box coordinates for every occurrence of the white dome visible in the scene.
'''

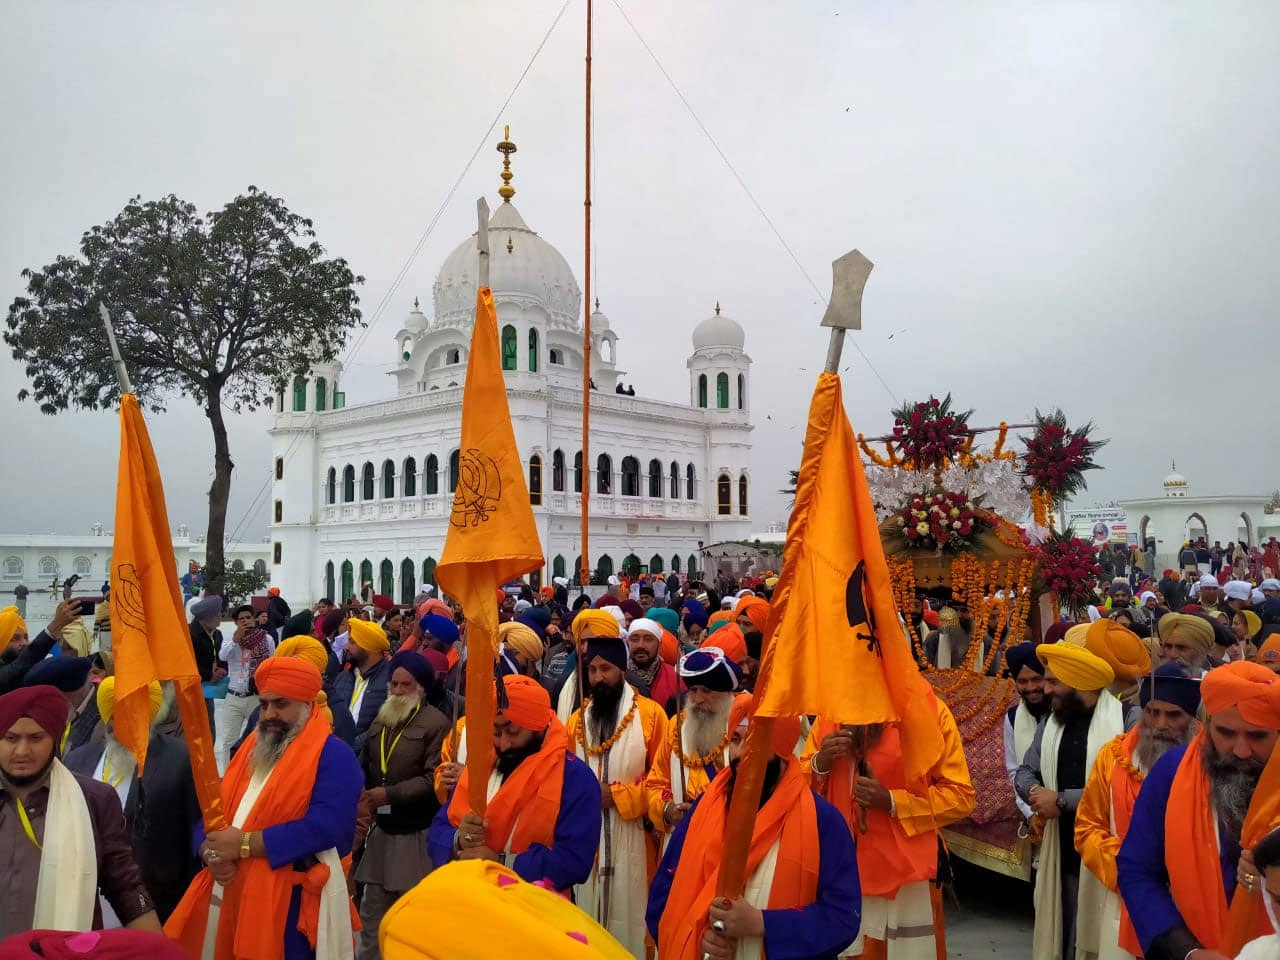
[1163,470,1187,488]
[590,301,611,334]
[691,304,745,350]
[432,201,580,330]
[404,297,427,332]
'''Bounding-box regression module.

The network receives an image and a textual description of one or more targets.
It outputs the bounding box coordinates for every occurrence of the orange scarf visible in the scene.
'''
[657,756,820,960]
[165,709,355,958]
[1110,728,1143,956]
[447,716,568,862]
[811,718,936,897]
[1164,732,1274,953]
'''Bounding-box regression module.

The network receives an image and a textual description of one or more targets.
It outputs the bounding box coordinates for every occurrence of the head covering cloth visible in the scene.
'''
[0,685,68,740]
[389,650,435,691]
[419,614,460,647]
[499,674,552,733]
[1159,613,1215,652]
[23,657,92,693]
[0,606,26,656]
[1086,618,1152,682]
[1138,663,1202,717]
[1201,661,1280,727]
[571,609,621,642]
[1004,641,1045,678]
[348,618,391,655]
[499,622,543,664]
[275,636,330,677]
[96,677,163,725]
[1036,643,1115,691]
[253,658,323,703]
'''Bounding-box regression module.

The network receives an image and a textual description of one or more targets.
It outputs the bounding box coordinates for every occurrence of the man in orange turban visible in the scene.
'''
[647,693,860,960]
[1119,661,1280,958]
[428,675,601,894]
[166,658,364,960]
[1086,618,1153,706]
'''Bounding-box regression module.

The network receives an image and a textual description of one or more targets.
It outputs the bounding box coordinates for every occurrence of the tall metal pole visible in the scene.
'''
[579,0,593,590]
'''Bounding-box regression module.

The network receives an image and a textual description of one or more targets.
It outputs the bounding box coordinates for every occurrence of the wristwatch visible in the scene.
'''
[1056,796,1067,812]
[239,831,253,860]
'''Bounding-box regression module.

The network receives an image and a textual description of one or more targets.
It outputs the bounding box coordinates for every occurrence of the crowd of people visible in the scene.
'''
[0,557,1276,959]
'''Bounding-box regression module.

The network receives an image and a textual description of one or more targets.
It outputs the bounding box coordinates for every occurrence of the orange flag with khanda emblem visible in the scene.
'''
[110,394,225,828]
[437,287,544,814]
[754,372,942,780]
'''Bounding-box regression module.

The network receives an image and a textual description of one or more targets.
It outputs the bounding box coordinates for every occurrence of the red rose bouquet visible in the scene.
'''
[895,489,988,552]
[1022,409,1107,499]
[1031,531,1102,614]
[890,394,973,471]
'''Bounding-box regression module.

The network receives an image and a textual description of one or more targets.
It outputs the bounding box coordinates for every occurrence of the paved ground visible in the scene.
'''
[944,860,1035,958]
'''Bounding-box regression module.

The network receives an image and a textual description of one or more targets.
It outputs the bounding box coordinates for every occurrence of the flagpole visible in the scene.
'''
[715,250,873,902]
[100,303,134,394]
[579,0,593,591]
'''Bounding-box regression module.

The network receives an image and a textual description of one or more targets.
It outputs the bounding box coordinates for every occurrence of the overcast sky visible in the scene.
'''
[2,1,1277,541]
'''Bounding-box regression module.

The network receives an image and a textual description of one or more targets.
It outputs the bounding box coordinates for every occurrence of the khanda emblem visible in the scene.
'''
[112,563,147,632]
[845,561,882,658]
[449,448,503,529]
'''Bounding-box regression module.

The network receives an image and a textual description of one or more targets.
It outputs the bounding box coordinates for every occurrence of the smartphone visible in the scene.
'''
[70,597,99,617]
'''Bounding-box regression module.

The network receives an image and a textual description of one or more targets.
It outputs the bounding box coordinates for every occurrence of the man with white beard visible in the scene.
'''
[645,647,742,839]
[355,651,450,960]
[166,658,362,960]
[64,678,202,923]
[566,635,668,956]
[1074,663,1201,959]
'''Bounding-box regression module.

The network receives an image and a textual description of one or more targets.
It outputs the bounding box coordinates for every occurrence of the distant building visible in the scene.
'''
[268,134,754,606]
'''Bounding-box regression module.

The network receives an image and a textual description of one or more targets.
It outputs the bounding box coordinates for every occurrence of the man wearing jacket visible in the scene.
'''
[333,618,392,750]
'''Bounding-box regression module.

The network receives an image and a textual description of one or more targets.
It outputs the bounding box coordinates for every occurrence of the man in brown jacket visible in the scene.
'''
[0,684,160,939]
[355,650,450,959]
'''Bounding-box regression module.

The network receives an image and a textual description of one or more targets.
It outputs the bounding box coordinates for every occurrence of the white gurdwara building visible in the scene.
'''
[268,138,754,605]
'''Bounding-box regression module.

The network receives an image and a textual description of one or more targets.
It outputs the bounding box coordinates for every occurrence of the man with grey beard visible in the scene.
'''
[1075,662,1201,959]
[64,678,201,922]
[355,651,449,960]
[1119,661,1280,960]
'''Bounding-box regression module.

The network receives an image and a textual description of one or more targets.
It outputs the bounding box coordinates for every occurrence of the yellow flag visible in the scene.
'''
[110,394,225,826]
[753,372,942,783]
[437,287,544,813]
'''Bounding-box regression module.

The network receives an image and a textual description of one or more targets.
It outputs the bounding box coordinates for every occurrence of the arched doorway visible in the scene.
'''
[1240,511,1255,546]
[400,558,415,605]
[597,555,614,583]
[1185,512,1208,543]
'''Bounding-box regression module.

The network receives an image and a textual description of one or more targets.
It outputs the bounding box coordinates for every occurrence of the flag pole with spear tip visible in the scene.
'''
[714,250,873,902]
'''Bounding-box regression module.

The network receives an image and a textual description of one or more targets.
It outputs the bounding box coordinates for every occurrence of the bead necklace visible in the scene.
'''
[576,697,639,757]
[673,712,733,770]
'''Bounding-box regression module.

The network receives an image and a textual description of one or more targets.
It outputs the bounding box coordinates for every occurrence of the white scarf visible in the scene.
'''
[1013,701,1039,764]
[733,838,781,960]
[1031,691,1124,960]
[572,684,648,957]
[31,759,98,931]
[556,671,579,725]
[1094,789,1133,960]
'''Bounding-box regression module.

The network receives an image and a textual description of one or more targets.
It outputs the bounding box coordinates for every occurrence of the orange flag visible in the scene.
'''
[110,393,225,828]
[437,287,544,814]
[753,371,942,782]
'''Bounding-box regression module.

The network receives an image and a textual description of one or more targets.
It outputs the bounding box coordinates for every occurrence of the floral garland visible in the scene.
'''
[895,490,988,552]
[575,697,639,757]
[673,713,734,770]
[1031,531,1101,615]
[890,394,973,471]
[1022,408,1107,499]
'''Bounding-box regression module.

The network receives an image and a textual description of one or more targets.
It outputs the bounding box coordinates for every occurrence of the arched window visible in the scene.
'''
[449,450,460,492]
[553,555,567,579]
[315,376,328,411]
[422,557,437,587]
[501,325,518,371]
[273,500,282,523]
[73,556,92,575]
[292,375,307,411]
[529,454,543,506]
[552,450,566,492]
[597,454,612,495]
[425,454,439,495]
[528,329,539,372]
[4,556,22,577]
[648,459,663,498]
[381,459,396,499]
[687,554,699,578]
[231,559,245,573]
[649,554,664,575]
[621,457,640,497]
[737,373,745,410]
[326,467,336,505]
[686,464,696,500]
[739,474,749,515]
[573,556,583,585]
[697,374,708,408]
[672,554,681,573]
[597,555,615,581]
[403,457,417,497]
[670,461,680,499]
[253,559,267,576]
[342,465,355,502]
[622,554,642,577]
[362,463,375,501]
[379,559,394,598]
[717,474,732,515]
[716,372,729,409]
[324,561,335,602]
[400,558,415,605]
[549,349,563,365]
[340,560,354,600]
[574,451,583,493]
[446,348,460,365]
[360,560,374,598]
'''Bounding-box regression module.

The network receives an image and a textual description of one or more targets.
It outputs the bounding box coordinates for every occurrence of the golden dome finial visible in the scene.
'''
[496,124,517,203]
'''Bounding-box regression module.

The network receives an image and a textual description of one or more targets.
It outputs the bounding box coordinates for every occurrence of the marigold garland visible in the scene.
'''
[672,713,734,770]
[575,697,639,757]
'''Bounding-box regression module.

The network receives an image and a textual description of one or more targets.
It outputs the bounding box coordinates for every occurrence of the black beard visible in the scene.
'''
[1,755,54,788]
[1024,695,1051,719]
[588,680,624,743]
[744,630,764,660]
[1051,690,1089,724]
[496,733,544,777]
[0,648,17,665]
[1204,739,1264,838]
[726,755,783,809]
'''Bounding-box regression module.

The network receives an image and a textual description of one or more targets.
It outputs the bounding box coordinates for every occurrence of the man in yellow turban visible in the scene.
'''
[500,621,544,677]
[63,678,202,922]
[334,616,393,750]
[1157,612,1215,676]
[1085,618,1152,706]
[1016,643,1138,960]
[0,599,80,695]
[554,609,622,723]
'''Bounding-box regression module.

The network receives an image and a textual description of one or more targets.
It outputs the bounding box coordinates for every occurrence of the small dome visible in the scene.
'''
[691,303,745,350]
[405,296,427,332]
[590,299,610,334]
[1163,471,1187,488]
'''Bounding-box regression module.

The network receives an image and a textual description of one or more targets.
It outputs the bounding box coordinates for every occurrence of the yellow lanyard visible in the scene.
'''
[350,672,369,710]
[60,720,71,755]
[102,757,126,789]
[379,706,421,776]
[15,799,41,850]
